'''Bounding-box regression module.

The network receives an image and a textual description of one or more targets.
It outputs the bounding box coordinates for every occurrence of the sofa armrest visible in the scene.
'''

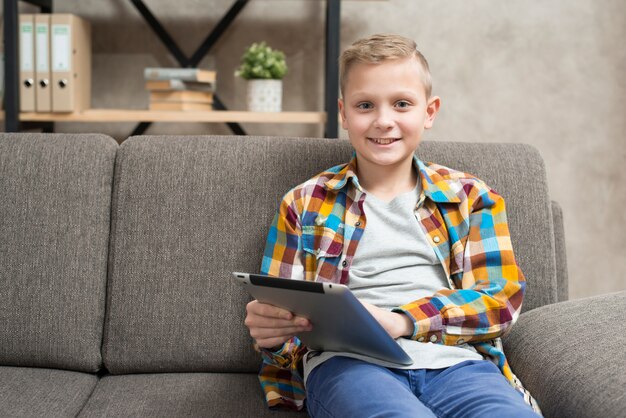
[503,291,626,418]
[551,201,569,302]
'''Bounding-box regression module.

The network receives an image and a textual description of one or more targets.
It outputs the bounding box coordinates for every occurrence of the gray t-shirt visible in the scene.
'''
[303,185,482,383]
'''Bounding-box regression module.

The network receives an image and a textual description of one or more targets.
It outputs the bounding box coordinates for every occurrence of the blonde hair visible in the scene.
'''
[339,33,432,98]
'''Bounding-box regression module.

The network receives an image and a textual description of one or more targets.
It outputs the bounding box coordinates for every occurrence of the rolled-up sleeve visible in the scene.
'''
[395,186,525,346]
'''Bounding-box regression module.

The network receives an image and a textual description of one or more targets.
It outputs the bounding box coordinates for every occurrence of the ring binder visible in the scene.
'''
[35,14,51,112]
[19,14,36,112]
[50,14,91,112]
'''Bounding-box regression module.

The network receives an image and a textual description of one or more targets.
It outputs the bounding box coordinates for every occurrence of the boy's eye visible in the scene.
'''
[395,100,411,108]
[356,102,373,110]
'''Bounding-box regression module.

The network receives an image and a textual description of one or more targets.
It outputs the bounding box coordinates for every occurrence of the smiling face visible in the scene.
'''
[339,57,440,178]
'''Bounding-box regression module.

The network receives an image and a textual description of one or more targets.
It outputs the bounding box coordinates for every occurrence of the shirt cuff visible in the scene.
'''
[393,302,444,344]
[259,345,292,368]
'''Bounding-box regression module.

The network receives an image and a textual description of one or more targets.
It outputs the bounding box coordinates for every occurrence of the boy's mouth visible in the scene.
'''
[368,137,400,145]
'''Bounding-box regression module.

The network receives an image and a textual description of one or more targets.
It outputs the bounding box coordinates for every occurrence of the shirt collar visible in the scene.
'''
[323,153,363,192]
[416,158,461,203]
[324,155,461,203]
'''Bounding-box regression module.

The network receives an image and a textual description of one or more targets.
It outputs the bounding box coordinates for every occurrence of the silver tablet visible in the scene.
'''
[234,272,413,366]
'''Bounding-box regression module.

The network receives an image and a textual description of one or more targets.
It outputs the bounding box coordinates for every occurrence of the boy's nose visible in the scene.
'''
[373,109,394,129]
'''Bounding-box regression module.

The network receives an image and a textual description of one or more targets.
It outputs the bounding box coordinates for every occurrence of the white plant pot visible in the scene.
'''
[246,79,282,112]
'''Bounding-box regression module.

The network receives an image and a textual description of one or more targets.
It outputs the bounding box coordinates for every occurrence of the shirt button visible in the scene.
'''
[457,339,465,345]
[342,260,347,267]
[355,221,362,227]
[417,336,425,342]
[429,334,438,343]
[433,236,441,243]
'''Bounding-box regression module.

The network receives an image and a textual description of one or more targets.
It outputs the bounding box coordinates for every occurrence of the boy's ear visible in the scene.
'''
[338,98,347,129]
[424,96,441,129]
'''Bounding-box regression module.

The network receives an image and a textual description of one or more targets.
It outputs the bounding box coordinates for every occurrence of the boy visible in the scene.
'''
[245,34,541,417]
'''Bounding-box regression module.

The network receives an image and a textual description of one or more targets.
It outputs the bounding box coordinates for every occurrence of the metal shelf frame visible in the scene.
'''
[2,0,341,137]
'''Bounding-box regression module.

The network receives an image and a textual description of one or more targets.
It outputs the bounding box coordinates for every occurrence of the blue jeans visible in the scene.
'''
[306,357,540,418]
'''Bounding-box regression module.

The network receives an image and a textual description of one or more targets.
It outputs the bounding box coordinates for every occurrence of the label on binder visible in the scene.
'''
[35,23,49,72]
[52,24,71,72]
[20,21,34,71]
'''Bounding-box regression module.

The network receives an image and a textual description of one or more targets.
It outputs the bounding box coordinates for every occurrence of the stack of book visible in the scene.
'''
[145,67,216,111]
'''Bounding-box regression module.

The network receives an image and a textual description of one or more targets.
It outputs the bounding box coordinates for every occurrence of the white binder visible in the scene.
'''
[19,14,36,112]
[35,14,51,112]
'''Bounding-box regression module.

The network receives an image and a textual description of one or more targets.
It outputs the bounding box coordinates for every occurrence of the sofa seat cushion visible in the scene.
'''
[503,291,626,418]
[0,366,97,417]
[77,372,303,417]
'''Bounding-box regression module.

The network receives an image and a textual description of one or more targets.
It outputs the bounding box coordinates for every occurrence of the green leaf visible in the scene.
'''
[235,41,288,80]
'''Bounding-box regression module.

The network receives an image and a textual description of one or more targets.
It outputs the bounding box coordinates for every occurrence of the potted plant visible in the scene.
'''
[235,42,287,112]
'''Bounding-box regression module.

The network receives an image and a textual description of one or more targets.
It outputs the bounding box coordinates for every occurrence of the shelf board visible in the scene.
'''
[13,109,327,124]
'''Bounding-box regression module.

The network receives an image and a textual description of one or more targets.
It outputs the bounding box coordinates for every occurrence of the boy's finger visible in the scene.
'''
[254,326,314,349]
[250,324,312,340]
[247,300,293,320]
[245,315,311,330]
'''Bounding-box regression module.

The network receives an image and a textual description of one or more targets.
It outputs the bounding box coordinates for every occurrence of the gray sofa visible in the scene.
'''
[1,133,624,418]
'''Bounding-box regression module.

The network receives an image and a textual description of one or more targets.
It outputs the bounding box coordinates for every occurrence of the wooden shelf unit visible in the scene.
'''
[15,109,326,124]
[3,0,341,137]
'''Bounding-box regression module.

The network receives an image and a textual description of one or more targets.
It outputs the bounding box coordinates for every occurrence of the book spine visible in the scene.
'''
[144,68,208,81]
[145,79,215,91]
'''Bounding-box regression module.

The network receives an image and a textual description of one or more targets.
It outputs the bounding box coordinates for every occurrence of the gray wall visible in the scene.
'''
[6,0,626,300]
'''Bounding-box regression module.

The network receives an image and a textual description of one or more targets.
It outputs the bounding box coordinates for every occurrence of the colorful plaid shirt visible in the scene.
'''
[257,155,540,413]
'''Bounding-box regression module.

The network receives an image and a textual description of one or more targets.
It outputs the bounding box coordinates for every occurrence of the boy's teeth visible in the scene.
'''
[370,138,396,145]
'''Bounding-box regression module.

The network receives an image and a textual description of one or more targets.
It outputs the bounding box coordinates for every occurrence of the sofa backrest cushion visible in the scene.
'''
[0,133,117,372]
[103,136,556,374]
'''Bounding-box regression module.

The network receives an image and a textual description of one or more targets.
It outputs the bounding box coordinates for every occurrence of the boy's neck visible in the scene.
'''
[355,157,418,202]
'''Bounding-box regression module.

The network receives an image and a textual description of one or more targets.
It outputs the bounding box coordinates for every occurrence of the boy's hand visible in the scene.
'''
[245,300,312,350]
[361,301,414,339]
